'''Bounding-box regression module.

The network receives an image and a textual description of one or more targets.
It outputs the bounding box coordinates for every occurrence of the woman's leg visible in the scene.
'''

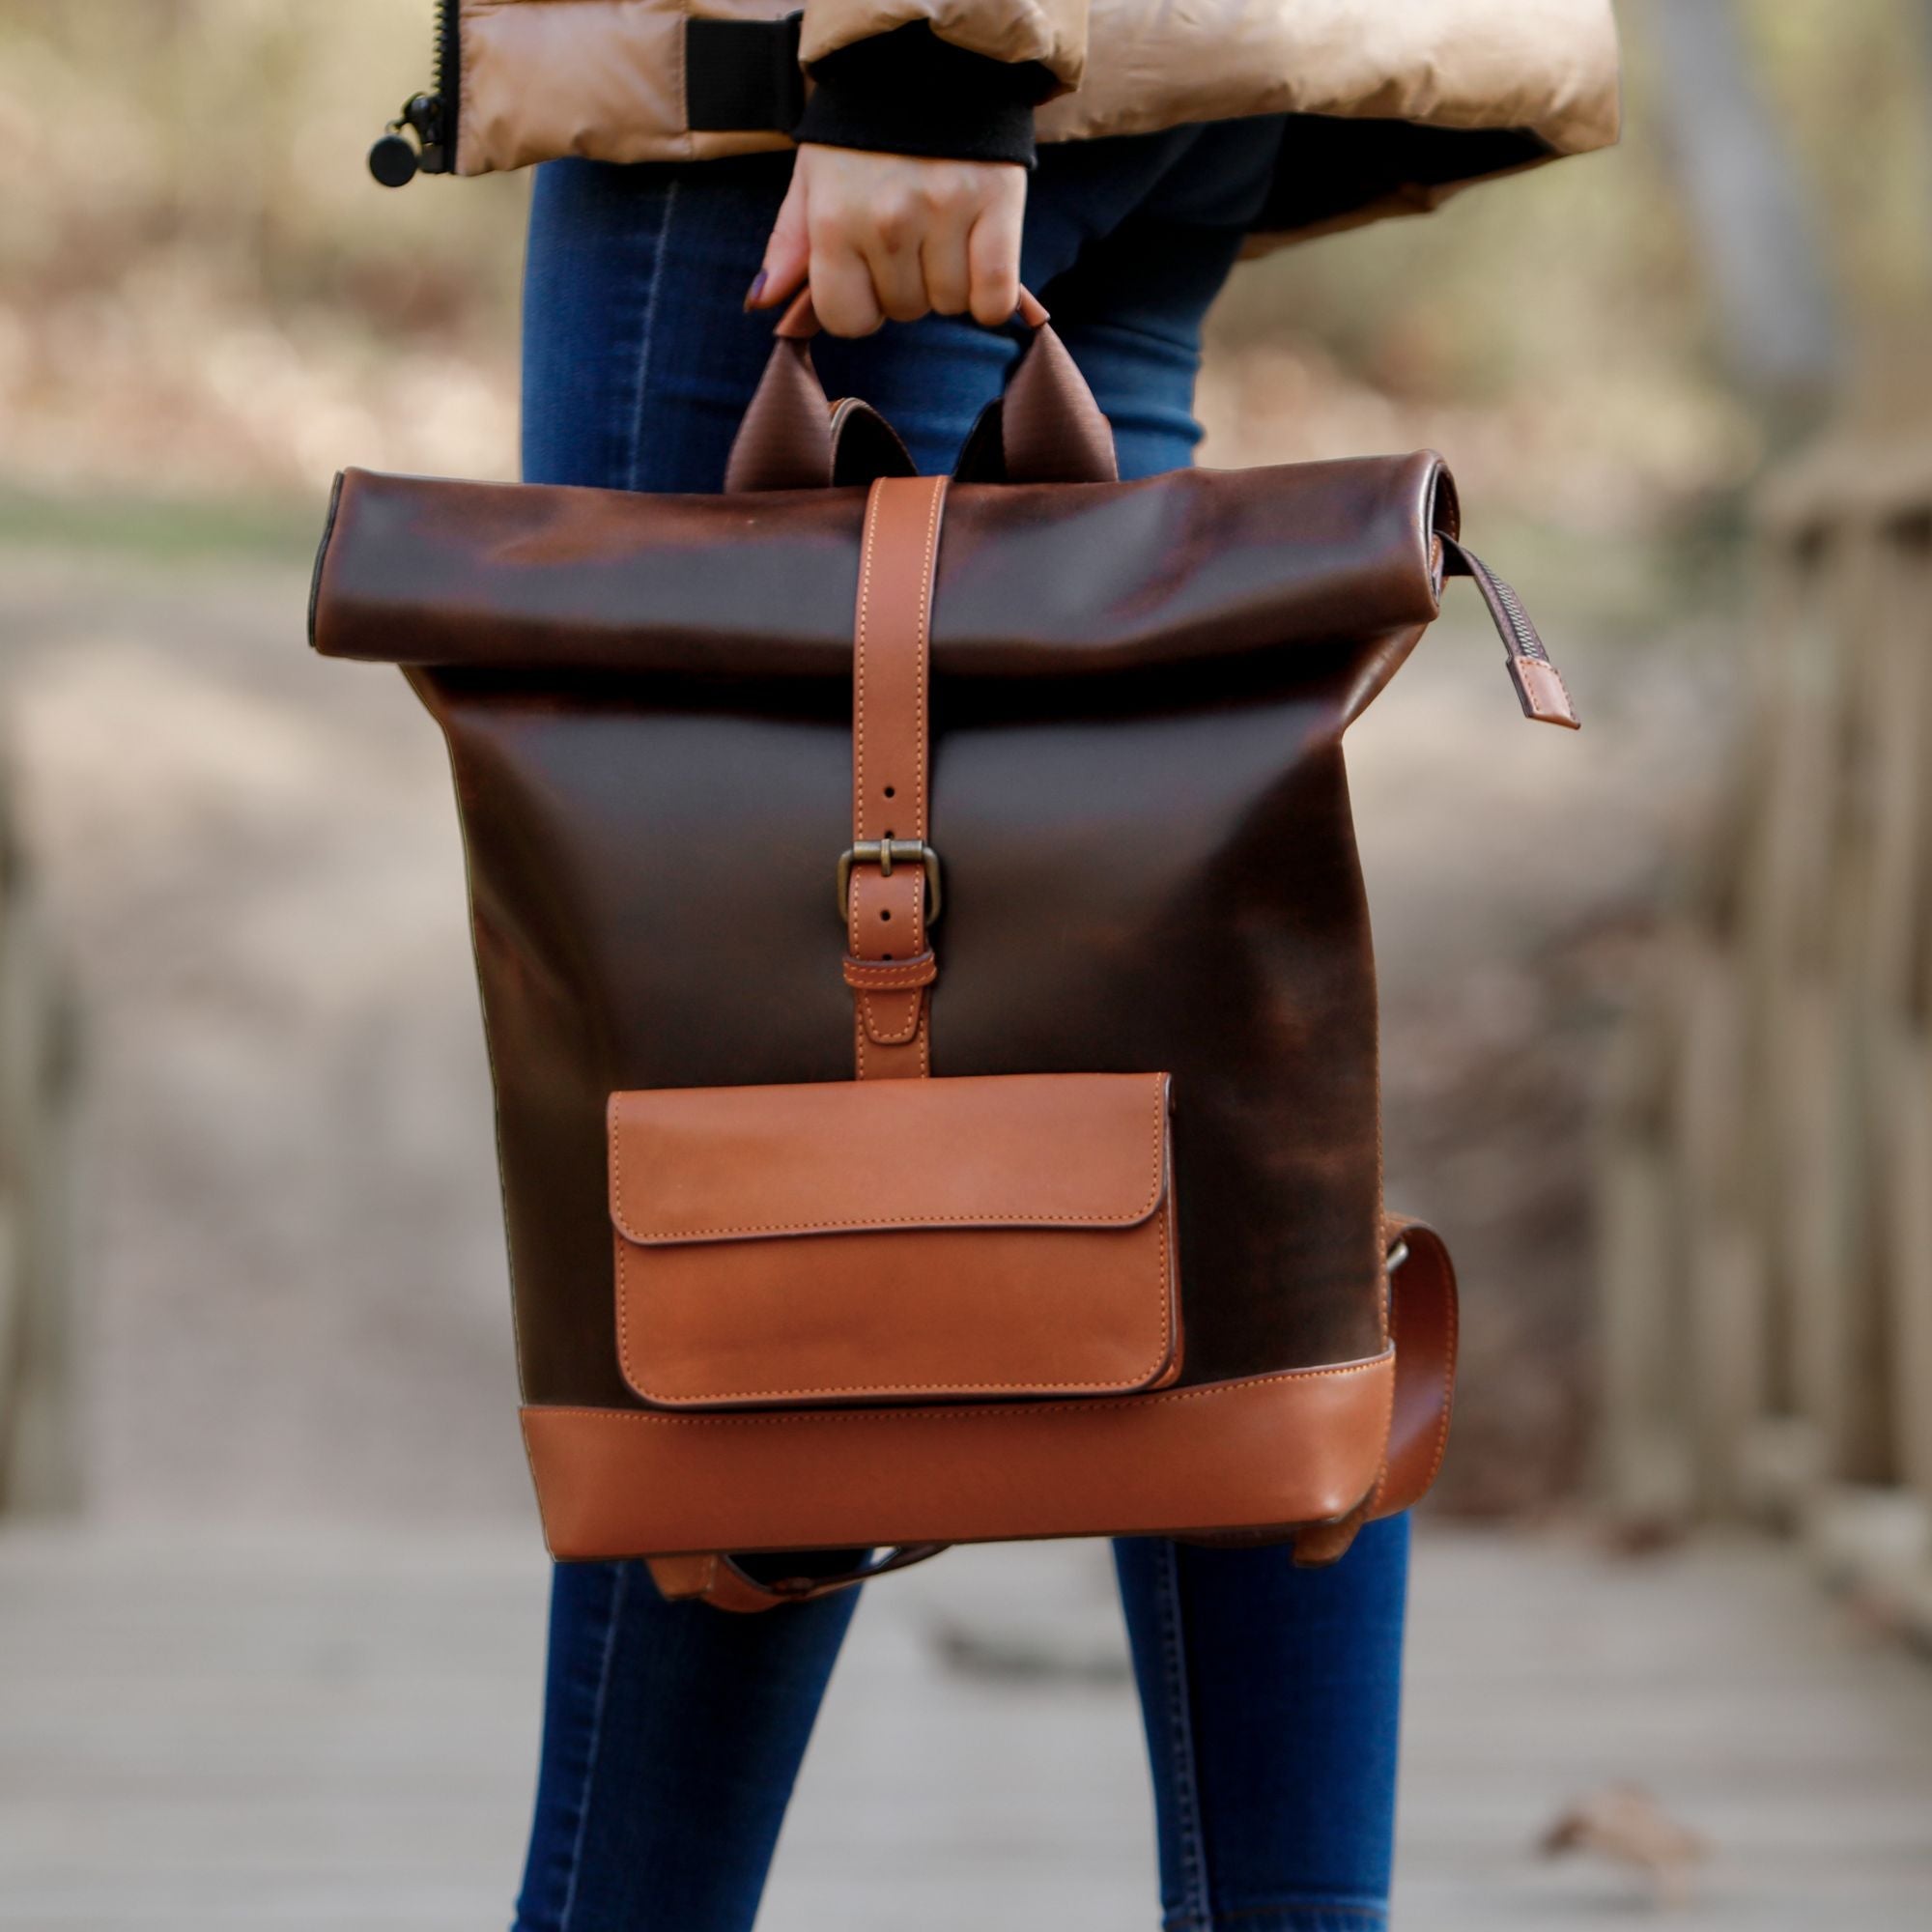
[1019,120,1415,1932]
[520,156,872,1932]
[1115,1522,1411,1932]
[512,1560,861,1931]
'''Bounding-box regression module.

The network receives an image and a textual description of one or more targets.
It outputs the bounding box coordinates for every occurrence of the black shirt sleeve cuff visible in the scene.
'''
[792,22,1049,168]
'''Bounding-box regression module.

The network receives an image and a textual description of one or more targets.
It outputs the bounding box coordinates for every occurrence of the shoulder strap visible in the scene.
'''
[1292,1214,1460,1565]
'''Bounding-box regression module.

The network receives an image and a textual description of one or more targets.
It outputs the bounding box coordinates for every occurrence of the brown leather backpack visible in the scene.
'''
[308,296,1576,1611]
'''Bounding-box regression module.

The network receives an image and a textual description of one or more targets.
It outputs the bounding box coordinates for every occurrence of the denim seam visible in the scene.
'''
[554,1563,629,1931]
[623,178,682,492]
[1152,1540,1213,1932]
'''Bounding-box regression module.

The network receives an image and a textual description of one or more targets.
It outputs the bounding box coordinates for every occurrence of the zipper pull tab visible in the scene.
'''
[1441,536,1579,729]
[368,94,447,187]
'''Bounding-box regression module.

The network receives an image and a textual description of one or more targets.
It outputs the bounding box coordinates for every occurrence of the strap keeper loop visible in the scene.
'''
[841,951,938,992]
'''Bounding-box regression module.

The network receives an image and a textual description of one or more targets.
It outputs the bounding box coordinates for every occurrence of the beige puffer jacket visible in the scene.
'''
[424,0,1619,242]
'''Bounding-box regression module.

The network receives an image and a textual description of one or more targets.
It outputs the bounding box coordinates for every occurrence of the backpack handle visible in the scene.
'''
[724,286,1118,493]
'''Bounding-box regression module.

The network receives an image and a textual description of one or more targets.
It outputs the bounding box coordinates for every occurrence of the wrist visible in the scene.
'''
[793,23,1046,168]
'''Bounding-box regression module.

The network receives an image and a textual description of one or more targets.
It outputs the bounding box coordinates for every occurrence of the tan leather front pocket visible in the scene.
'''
[608,1072,1180,1408]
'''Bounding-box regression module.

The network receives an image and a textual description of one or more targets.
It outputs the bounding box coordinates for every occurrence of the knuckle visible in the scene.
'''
[873,213,912,253]
[920,172,968,213]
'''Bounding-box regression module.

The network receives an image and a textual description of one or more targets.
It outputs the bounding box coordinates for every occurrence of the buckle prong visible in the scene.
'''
[838,840,942,923]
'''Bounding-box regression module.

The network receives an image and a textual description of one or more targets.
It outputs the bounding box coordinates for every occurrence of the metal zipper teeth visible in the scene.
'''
[436,0,460,164]
[1487,567,1548,664]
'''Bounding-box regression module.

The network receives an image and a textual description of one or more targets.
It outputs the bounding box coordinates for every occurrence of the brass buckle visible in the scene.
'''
[837,839,942,923]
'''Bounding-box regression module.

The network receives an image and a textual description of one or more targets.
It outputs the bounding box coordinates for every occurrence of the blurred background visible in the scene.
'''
[3,1,1932,1926]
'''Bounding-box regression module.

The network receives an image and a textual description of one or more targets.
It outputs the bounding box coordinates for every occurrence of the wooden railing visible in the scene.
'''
[0,761,80,1516]
[1598,440,1932,1629]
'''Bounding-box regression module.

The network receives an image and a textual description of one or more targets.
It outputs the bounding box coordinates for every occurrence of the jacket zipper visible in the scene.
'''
[368,1,459,186]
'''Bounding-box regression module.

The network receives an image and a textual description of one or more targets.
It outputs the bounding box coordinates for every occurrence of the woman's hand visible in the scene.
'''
[747,144,1025,338]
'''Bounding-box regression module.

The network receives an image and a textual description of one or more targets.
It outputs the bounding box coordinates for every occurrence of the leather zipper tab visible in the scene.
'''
[1441,537,1579,730]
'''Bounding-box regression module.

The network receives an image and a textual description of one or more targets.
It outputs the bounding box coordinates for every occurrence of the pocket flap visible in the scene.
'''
[609,1072,1170,1247]
[607,1072,1179,1408]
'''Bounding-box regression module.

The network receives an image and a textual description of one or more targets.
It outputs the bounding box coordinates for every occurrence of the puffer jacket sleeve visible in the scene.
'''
[799,0,1090,96]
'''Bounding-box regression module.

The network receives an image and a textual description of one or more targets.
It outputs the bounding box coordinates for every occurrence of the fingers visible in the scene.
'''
[809,242,885,338]
[919,182,976,317]
[859,191,929,325]
[967,175,1025,327]
[755,148,1028,338]
[749,171,810,310]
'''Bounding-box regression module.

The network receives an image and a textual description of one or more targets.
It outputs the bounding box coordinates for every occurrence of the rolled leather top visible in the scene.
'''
[308,453,1456,683]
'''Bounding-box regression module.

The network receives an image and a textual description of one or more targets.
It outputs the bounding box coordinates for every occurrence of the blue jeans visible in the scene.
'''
[515,128,1410,1932]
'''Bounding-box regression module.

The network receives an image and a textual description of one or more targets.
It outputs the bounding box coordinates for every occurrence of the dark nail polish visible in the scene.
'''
[743,270,769,311]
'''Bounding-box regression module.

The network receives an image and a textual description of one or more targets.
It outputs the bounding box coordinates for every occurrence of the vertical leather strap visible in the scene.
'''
[844,474,950,1079]
[656,473,954,1614]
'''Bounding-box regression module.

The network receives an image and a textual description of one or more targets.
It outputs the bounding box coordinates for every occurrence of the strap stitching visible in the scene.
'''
[534,1352,1394,1433]
[613,1165,1174,1403]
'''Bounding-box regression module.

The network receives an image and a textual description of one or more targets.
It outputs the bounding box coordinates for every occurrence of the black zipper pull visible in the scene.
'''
[368,94,447,188]
[1441,536,1579,729]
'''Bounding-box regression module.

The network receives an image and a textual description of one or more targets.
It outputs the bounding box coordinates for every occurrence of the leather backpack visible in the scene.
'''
[308,295,1577,1610]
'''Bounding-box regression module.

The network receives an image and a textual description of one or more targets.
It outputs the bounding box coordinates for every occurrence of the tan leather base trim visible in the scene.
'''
[521,1355,1394,1560]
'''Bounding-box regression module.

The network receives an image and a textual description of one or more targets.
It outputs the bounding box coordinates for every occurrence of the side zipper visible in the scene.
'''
[368,0,460,186]
[1441,536,1580,729]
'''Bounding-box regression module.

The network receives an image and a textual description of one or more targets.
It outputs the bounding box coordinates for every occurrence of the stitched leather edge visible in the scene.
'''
[613,1149,1179,1406]
[607,1073,1170,1244]
[544,1350,1393,1434]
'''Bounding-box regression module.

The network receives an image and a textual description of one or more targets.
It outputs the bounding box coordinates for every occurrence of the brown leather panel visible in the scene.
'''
[610,1073,1179,1409]
[405,661,1396,1406]
[608,1073,1170,1244]
[522,1354,1394,1559]
[311,458,1450,680]
[364,445,1458,1410]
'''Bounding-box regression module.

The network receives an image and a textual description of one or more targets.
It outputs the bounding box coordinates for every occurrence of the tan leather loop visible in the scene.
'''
[1367,1215,1459,1520]
[1292,1214,1459,1566]
[842,951,938,992]
[645,1552,789,1613]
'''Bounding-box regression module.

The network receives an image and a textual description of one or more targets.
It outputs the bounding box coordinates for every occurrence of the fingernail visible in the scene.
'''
[743,270,768,311]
